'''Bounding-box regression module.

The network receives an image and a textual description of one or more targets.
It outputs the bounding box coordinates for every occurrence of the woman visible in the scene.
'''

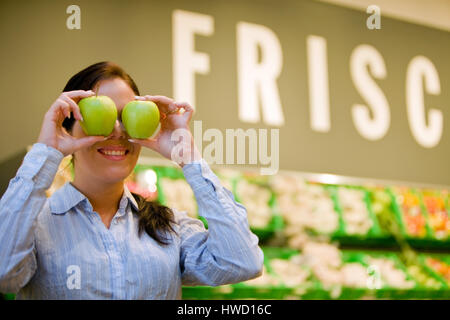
[0,62,263,299]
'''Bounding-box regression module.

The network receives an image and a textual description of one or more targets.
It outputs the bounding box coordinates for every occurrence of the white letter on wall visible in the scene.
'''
[406,56,442,148]
[172,10,214,108]
[237,22,284,126]
[307,35,330,132]
[350,44,390,140]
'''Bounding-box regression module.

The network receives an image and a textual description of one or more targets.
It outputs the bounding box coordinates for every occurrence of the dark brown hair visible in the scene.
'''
[62,61,140,130]
[62,61,176,245]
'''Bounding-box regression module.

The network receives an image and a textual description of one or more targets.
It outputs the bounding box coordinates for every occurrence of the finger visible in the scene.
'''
[63,90,95,102]
[175,102,193,111]
[72,136,106,151]
[60,94,83,121]
[172,102,194,122]
[142,95,178,114]
[181,106,194,122]
[174,102,193,114]
[53,99,71,120]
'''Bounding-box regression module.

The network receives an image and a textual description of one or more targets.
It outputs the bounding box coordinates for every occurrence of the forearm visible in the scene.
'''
[181,160,263,285]
[0,143,63,291]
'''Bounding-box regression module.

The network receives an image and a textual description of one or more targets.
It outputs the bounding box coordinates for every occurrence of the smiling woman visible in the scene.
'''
[0,61,263,299]
[61,63,164,234]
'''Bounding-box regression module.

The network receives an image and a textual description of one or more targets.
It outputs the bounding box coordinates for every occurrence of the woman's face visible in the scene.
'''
[71,78,141,184]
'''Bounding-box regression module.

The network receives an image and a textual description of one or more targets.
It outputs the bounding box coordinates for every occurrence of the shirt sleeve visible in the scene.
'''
[0,143,63,293]
[178,159,264,286]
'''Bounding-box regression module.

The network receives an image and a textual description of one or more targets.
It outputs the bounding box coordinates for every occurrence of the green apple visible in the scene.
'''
[78,95,117,136]
[122,100,160,139]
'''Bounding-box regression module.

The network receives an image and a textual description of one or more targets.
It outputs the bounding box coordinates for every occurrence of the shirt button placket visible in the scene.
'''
[104,231,126,300]
[93,212,126,300]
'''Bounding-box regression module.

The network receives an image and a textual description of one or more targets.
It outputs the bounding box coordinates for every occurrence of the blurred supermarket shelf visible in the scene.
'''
[137,155,450,190]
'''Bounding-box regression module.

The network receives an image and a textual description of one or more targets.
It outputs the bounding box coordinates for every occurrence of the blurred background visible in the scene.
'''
[0,0,449,300]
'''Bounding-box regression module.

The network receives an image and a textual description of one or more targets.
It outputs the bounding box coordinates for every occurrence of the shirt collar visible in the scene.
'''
[123,184,139,212]
[49,182,139,215]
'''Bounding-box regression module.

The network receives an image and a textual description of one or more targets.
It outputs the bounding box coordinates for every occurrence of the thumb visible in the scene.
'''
[72,136,105,151]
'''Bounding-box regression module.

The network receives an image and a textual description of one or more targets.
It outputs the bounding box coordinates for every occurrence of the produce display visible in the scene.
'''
[180,167,449,299]
[182,244,450,300]
[125,163,449,299]
[19,160,450,300]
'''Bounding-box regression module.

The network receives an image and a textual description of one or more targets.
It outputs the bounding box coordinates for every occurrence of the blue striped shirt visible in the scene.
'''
[0,143,263,299]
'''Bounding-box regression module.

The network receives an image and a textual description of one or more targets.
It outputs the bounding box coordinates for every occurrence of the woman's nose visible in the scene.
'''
[109,119,128,139]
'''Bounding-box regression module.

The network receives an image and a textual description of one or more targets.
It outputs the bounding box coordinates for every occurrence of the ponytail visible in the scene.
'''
[131,193,177,245]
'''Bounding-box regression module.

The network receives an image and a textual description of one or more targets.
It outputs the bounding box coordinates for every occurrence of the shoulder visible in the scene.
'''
[34,198,57,248]
[36,198,53,223]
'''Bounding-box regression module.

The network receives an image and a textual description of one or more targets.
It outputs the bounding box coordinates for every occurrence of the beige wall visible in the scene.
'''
[318,0,450,31]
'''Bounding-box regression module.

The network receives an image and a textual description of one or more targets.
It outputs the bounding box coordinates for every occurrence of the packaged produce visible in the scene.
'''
[420,190,449,240]
[302,242,370,289]
[271,175,339,235]
[269,256,311,287]
[425,256,450,286]
[392,187,428,238]
[406,264,444,289]
[341,263,372,288]
[235,178,273,229]
[302,242,342,268]
[367,187,400,237]
[301,243,416,291]
[366,257,415,289]
[337,187,373,236]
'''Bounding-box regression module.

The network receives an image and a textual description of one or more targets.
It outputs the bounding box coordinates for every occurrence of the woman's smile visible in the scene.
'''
[96,143,131,161]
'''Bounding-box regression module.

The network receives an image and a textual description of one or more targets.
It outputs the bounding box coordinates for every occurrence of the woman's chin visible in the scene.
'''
[99,167,133,184]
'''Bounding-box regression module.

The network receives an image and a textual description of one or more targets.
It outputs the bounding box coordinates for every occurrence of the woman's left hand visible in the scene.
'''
[129,95,201,166]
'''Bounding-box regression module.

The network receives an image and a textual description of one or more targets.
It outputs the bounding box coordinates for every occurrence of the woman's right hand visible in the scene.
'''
[37,90,105,156]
